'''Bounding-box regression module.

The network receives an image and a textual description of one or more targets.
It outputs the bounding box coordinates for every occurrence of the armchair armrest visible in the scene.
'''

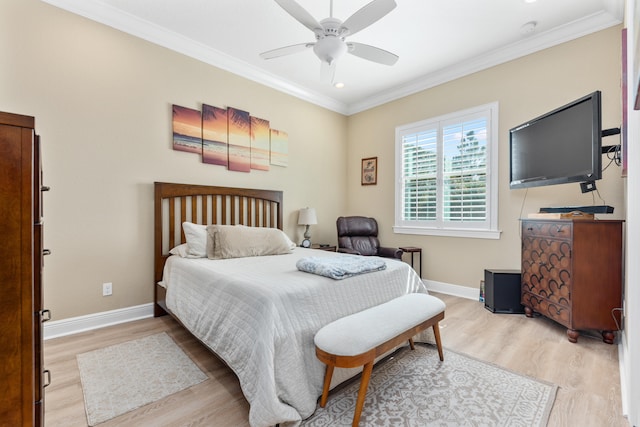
[378,247,403,259]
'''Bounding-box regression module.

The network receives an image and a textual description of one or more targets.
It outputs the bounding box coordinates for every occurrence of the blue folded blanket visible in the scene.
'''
[296,255,386,280]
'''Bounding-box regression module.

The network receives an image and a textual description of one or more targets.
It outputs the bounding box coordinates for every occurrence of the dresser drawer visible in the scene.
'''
[522,291,570,328]
[522,220,573,240]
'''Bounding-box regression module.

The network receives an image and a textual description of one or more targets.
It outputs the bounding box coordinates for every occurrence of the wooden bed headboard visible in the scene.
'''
[153,182,283,316]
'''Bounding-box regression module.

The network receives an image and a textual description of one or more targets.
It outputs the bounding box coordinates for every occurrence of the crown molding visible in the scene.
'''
[40,0,350,114]
[41,0,622,116]
[346,9,624,114]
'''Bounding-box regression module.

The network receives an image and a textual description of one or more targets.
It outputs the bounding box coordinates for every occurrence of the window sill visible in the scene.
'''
[393,225,502,240]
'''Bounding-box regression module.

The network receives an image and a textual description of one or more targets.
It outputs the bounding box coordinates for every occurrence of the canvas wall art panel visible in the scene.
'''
[172,105,202,154]
[251,116,270,171]
[227,107,251,172]
[202,104,228,166]
[270,129,288,167]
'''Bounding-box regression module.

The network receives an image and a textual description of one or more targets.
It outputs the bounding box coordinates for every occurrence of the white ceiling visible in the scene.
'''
[42,0,624,115]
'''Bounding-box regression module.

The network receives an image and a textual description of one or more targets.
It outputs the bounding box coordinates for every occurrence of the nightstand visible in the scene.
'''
[399,246,422,277]
[311,244,337,252]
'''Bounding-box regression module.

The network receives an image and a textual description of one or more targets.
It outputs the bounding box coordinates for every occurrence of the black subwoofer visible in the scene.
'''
[484,269,525,314]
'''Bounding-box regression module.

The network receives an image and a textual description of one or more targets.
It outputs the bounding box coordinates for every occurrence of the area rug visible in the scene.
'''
[302,344,557,427]
[77,332,208,425]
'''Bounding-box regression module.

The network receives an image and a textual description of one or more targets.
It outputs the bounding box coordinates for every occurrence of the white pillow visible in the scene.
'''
[182,222,207,258]
[169,243,189,258]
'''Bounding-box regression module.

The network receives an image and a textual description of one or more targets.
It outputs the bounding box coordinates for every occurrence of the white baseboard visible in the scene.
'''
[43,303,155,340]
[424,279,481,301]
[619,331,629,417]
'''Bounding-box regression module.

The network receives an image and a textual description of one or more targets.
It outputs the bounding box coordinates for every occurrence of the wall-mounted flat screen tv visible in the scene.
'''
[509,91,602,189]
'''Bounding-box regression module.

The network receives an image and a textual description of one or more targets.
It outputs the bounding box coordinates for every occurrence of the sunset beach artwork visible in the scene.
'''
[227,107,251,172]
[202,104,228,166]
[250,116,270,171]
[172,105,202,154]
[270,129,288,167]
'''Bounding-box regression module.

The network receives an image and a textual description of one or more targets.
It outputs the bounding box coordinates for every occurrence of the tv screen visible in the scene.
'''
[509,91,602,189]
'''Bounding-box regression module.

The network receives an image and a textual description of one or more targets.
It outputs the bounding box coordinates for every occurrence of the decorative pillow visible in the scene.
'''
[182,222,207,258]
[205,224,234,259]
[206,225,295,259]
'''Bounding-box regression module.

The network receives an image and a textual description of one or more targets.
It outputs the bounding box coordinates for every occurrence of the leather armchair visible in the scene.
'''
[336,216,403,259]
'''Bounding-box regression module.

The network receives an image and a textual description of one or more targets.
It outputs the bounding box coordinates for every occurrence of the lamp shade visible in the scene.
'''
[298,207,318,225]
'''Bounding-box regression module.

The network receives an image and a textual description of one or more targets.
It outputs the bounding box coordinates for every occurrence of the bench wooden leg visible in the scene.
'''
[352,361,373,427]
[433,322,444,361]
[408,337,415,350]
[320,364,334,408]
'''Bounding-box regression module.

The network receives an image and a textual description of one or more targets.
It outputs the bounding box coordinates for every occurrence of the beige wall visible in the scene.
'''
[1,0,624,320]
[1,0,348,319]
[346,27,624,288]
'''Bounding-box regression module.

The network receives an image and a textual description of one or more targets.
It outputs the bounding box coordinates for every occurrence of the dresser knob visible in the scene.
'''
[41,185,50,191]
[43,249,51,256]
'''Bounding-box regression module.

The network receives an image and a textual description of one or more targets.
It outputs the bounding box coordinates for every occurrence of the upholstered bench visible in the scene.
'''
[314,293,446,427]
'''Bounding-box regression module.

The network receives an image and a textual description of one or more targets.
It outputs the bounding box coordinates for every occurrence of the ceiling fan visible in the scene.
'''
[260,0,399,83]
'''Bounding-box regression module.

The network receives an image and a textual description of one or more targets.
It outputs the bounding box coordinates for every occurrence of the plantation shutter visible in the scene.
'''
[402,127,437,221]
[442,117,487,222]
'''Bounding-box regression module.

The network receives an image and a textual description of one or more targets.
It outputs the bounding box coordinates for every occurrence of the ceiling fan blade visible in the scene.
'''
[341,0,396,36]
[274,0,323,32]
[260,43,314,60]
[347,42,398,65]
[320,61,336,84]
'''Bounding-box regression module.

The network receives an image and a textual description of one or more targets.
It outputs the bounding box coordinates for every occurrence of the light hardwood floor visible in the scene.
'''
[44,293,630,427]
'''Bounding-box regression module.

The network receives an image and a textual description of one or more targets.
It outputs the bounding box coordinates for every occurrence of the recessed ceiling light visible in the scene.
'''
[334,82,345,89]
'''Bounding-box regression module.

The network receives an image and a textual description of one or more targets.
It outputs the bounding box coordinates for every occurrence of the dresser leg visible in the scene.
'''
[524,306,534,318]
[602,331,615,345]
[567,329,579,343]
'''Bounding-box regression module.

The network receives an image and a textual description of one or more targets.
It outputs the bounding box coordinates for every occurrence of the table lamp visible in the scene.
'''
[298,207,317,248]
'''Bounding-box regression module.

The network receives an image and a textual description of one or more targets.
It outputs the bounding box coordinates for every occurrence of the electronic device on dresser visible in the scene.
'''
[0,111,50,426]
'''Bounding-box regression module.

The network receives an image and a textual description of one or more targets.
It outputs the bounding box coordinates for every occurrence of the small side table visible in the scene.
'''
[399,246,422,278]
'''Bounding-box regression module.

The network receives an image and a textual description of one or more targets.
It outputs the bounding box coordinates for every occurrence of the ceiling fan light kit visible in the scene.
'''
[261,0,399,83]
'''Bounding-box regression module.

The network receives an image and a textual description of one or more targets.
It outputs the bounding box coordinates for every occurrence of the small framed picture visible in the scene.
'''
[361,157,377,185]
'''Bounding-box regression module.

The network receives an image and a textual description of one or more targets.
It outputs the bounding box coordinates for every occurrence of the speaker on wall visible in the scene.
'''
[484,269,525,314]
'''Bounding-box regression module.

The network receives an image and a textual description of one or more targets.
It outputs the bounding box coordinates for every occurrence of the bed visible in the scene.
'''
[153,182,429,427]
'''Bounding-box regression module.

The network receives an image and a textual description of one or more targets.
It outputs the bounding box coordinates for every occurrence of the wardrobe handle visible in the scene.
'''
[43,370,51,388]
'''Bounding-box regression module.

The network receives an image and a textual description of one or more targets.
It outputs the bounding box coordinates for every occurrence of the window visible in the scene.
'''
[394,102,500,239]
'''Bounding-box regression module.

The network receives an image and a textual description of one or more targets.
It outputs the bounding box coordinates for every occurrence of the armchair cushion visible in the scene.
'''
[336,216,403,259]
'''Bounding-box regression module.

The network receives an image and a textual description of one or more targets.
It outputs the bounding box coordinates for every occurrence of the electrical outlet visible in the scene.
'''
[102,282,113,296]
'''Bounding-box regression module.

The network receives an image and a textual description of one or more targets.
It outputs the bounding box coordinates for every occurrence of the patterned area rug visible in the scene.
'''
[302,344,557,427]
[77,332,207,426]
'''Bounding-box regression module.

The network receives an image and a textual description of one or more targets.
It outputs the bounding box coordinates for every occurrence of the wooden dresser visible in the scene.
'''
[0,111,50,426]
[520,219,623,344]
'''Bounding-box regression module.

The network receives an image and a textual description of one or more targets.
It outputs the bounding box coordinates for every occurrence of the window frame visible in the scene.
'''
[394,102,501,239]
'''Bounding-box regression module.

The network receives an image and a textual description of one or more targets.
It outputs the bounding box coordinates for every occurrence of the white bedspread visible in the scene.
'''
[162,247,428,427]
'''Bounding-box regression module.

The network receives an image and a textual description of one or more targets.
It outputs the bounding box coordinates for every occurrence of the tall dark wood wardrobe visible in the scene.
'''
[0,111,50,426]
